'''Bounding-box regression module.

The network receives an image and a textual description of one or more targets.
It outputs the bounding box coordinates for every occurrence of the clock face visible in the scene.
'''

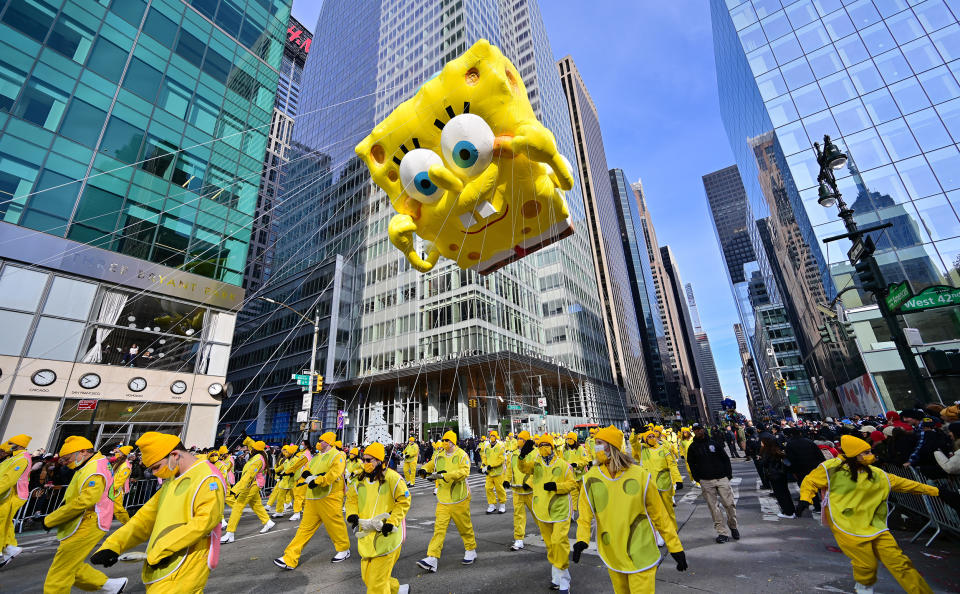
[170,380,188,395]
[128,377,147,392]
[79,373,101,389]
[31,369,57,386]
[208,382,223,396]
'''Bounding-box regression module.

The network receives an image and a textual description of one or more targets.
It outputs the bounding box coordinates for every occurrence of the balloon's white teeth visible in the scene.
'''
[460,212,478,228]
[476,200,498,218]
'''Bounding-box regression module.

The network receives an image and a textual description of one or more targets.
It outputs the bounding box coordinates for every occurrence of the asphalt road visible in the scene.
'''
[3,457,959,593]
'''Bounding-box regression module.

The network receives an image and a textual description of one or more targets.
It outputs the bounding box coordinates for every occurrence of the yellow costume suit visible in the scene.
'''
[423,446,476,558]
[521,447,577,589]
[503,446,537,542]
[225,451,270,532]
[280,447,350,567]
[483,439,507,506]
[346,468,411,594]
[287,450,309,515]
[631,432,683,527]
[402,442,419,486]
[109,460,132,525]
[560,441,589,512]
[0,448,30,552]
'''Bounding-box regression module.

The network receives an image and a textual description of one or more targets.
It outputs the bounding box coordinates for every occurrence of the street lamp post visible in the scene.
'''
[259,296,321,440]
[812,135,929,404]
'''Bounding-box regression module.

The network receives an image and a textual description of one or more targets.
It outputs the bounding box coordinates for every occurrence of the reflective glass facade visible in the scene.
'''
[0,0,290,286]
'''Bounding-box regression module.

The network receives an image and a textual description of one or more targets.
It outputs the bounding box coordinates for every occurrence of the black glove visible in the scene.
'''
[301,470,311,480]
[520,440,535,458]
[570,462,577,469]
[147,554,171,570]
[42,518,53,532]
[571,541,589,563]
[543,481,557,492]
[381,522,394,536]
[90,549,119,567]
[503,480,510,490]
[939,488,960,512]
[795,500,810,518]
[347,514,359,529]
[671,551,688,571]
[308,480,317,489]
[417,468,427,478]
[676,482,684,491]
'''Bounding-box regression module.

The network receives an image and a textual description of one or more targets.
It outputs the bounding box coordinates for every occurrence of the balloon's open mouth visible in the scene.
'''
[461,203,509,234]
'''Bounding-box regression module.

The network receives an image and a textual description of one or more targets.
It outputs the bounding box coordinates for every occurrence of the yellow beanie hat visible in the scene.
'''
[589,428,598,435]
[517,430,531,441]
[243,436,254,448]
[365,442,386,462]
[0,443,10,452]
[840,435,871,458]
[349,447,359,456]
[118,445,133,456]
[218,445,228,455]
[319,432,337,447]
[565,432,577,441]
[595,425,624,451]
[489,430,499,438]
[136,432,180,467]
[442,430,457,442]
[537,435,554,446]
[409,436,416,442]
[7,434,31,448]
[59,435,93,457]
[335,440,343,449]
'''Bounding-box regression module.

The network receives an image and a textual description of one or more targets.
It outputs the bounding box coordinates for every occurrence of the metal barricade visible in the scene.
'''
[910,468,960,546]
[882,463,939,545]
[12,479,161,534]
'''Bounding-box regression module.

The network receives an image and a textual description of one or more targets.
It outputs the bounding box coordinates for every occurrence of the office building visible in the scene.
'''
[711,0,960,409]
[609,169,672,412]
[223,0,627,444]
[558,56,653,419]
[703,165,757,285]
[242,15,312,294]
[685,283,724,419]
[734,322,765,418]
[0,0,291,447]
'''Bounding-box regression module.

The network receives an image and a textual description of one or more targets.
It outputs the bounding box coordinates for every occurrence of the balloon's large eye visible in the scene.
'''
[399,149,443,203]
[441,114,494,178]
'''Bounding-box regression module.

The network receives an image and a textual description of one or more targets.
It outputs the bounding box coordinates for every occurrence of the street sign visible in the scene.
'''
[847,239,866,265]
[292,374,311,381]
[296,410,308,423]
[301,393,312,410]
[885,281,913,311]
[898,285,960,313]
[77,399,97,411]
[337,410,345,429]
[537,397,547,407]
[507,404,522,411]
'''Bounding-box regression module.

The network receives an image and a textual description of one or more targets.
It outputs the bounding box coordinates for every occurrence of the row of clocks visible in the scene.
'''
[30,369,224,396]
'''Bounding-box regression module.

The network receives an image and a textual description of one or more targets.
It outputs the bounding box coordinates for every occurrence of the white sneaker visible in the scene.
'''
[498,504,506,513]
[854,583,874,594]
[0,554,9,569]
[433,487,438,495]
[260,520,276,533]
[220,532,235,543]
[777,512,796,519]
[331,549,351,563]
[398,585,410,594]
[417,556,438,572]
[220,519,227,529]
[3,545,22,559]
[558,567,571,590]
[284,503,292,512]
[486,504,496,514]
[264,505,274,513]
[98,577,128,594]
[462,549,477,565]
[510,539,524,551]
[655,530,665,547]
[289,512,301,521]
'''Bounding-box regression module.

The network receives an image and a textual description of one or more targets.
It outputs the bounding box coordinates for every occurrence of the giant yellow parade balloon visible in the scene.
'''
[356,39,575,275]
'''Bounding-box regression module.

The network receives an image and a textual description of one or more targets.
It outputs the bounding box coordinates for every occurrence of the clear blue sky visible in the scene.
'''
[291,1,750,413]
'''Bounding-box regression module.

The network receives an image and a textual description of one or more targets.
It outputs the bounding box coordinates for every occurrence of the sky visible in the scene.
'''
[290,1,752,414]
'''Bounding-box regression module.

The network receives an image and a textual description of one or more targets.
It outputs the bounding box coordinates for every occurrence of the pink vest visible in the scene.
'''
[303,450,313,462]
[204,461,226,569]
[227,455,236,485]
[15,452,31,499]
[254,454,266,488]
[92,457,115,531]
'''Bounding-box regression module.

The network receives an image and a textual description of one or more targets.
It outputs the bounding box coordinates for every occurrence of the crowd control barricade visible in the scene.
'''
[13,478,161,534]
[882,463,960,547]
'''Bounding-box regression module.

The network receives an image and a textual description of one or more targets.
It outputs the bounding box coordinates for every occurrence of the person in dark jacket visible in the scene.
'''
[743,428,767,489]
[906,418,953,478]
[759,435,796,518]
[686,423,739,543]
[723,426,740,458]
[784,428,825,511]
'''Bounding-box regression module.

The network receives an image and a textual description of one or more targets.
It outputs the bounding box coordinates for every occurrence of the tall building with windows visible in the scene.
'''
[703,165,757,285]
[734,322,766,418]
[685,283,724,418]
[710,0,960,410]
[223,0,627,443]
[0,0,291,447]
[558,56,653,419]
[242,15,312,293]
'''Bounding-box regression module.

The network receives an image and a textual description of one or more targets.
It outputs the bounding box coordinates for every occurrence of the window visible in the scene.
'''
[28,317,84,360]
[26,169,80,219]
[86,37,128,83]
[43,276,97,319]
[175,30,205,68]
[11,75,68,131]
[0,310,32,356]
[139,135,177,179]
[158,77,191,118]
[109,0,147,26]
[100,116,144,163]
[122,58,163,102]
[1,0,56,42]
[0,265,48,311]
[47,14,95,63]
[144,8,178,47]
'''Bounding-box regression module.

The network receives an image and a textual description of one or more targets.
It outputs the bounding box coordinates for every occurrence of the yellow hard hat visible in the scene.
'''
[508,432,514,437]
[481,436,487,441]
[589,428,597,435]
[6,434,31,449]
[318,432,337,447]
[59,435,93,457]
[595,425,624,451]
[442,430,457,442]
[0,443,10,453]
[349,447,359,456]
[118,445,133,456]
[135,432,180,467]
[365,442,386,462]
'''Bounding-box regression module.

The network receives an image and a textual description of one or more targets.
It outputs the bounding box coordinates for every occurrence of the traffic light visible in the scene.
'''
[839,321,856,341]
[775,378,787,390]
[314,374,324,393]
[818,324,834,344]
[854,257,885,294]
[468,398,478,408]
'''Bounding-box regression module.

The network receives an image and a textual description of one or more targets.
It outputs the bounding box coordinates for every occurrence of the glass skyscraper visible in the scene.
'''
[711,0,960,410]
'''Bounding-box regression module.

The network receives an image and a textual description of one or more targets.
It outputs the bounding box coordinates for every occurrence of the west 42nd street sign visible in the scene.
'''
[898,285,960,313]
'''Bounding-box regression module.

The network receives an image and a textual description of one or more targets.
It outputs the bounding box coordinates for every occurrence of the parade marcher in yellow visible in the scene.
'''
[573,425,688,594]
[274,432,351,569]
[416,430,476,572]
[264,447,288,514]
[0,434,32,568]
[346,442,412,594]
[346,447,363,482]
[631,429,683,530]
[678,427,694,458]
[505,432,517,453]
[268,445,297,517]
[108,445,134,525]
[91,432,226,593]
[482,430,507,514]
[216,445,235,487]
[287,442,312,522]
[798,435,960,594]
[520,435,577,592]
[402,437,419,487]
[502,430,537,551]
[585,427,598,466]
[42,435,127,594]
[221,437,274,543]
[560,432,589,519]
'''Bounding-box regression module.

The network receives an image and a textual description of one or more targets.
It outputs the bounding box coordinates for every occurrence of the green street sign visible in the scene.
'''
[292,374,311,381]
[296,379,311,386]
[507,405,522,411]
[886,281,913,311]
[899,285,960,313]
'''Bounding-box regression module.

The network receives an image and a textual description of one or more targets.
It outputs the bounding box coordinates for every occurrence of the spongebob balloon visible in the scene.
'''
[355,39,575,275]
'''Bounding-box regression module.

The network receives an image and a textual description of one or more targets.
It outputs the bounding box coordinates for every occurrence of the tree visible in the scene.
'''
[363,400,393,445]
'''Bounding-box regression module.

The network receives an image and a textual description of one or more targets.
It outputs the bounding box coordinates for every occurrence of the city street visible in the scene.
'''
[4,458,958,593]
